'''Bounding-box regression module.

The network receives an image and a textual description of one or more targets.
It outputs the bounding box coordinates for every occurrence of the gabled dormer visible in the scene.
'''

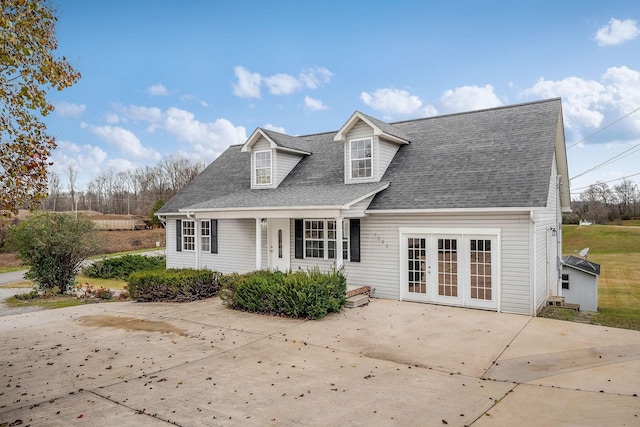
[241,128,312,189]
[334,111,410,184]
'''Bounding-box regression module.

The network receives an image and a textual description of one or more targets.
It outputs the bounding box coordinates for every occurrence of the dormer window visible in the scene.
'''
[350,138,372,179]
[255,150,272,185]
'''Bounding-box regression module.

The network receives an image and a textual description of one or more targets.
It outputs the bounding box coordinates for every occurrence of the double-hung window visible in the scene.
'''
[305,219,349,260]
[201,220,210,252]
[182,220,195,252]
[305,220,325,258]
[255,150,272,185]
[350,138,372,179]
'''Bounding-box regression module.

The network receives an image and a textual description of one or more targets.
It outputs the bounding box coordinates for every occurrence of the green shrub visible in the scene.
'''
[220,267,346,320]
[15,290,39,300]
[83,255,166,280]
[128,268,220,302]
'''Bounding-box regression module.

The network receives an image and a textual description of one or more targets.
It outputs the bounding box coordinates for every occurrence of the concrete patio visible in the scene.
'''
[1,298,639,426]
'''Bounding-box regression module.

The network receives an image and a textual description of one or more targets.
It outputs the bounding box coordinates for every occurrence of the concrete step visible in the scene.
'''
[547,296,565,307]
[345,293,370,308]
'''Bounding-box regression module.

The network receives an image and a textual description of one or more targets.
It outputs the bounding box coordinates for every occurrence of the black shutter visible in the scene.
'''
[176,219,182,252]
[210,219,218,254]
[294,219,304,259]
[349,218,360,262]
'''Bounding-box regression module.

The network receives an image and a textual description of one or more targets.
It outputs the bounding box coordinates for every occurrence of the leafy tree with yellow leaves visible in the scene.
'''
[1,0,80,217]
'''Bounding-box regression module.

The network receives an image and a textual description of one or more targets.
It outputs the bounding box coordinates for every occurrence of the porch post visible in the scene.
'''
[255,218,262,270]
[335,217,343,269]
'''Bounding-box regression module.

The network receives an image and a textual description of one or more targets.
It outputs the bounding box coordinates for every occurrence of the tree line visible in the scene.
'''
[569,178,640,224]
[40,154,205,217]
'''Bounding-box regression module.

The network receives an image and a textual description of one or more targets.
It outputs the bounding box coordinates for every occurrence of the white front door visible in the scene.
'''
[268,219,290,271]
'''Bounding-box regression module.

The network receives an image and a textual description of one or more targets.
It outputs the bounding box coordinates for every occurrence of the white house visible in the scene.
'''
[157,98,571,315]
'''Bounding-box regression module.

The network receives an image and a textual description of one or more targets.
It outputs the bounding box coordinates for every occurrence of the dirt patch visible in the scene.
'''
[0,252,23,268]
[78,314,185,335]
[100,228,166,253]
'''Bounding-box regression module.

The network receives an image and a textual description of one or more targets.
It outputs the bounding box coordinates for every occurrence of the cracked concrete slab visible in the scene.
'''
[1,298,639,426]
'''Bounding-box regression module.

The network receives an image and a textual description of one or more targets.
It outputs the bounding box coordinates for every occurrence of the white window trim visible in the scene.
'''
[349,137,373,180]
[200,220,210,252]
[254,150,272,186]
[182,219,196,252]
[304,219,350,261]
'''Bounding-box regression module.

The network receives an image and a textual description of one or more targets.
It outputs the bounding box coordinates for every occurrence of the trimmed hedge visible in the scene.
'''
[220,268,347,320]
[84,254,166,280]
[128,268,220,302]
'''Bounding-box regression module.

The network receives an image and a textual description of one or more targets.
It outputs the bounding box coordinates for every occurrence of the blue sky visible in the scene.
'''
[46,0,640,197]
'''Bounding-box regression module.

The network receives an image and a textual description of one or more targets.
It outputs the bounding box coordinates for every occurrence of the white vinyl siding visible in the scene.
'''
[276,151,303,186]
[199,219,257,274]
[377,138,401,179]
[341,212,531,314]
[532,153,562,312]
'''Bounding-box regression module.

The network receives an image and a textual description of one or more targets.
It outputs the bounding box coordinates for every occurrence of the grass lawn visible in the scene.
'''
[5,295,85,310]
[563,224,640,330]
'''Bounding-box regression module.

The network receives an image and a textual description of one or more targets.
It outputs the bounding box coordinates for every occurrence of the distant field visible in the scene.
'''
[563,224,640,330]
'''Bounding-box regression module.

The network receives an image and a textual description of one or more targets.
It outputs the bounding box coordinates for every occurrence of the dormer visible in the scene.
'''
[334,111,410,184]
[241,128,311,189]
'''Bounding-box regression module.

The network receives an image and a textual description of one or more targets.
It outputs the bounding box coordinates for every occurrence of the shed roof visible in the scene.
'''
[562,255,601,276]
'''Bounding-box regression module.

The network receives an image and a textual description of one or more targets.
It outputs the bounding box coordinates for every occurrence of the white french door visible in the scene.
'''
[401,230,498,310]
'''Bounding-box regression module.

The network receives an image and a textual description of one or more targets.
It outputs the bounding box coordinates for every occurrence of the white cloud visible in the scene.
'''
[147,84,169,96]
[439,85,502,113]
[360,88,433,117]
[105,113,119,124]
[264,73,303,95]
[50,140,108,186]
[299,66,333,89]
[522,66,640,136]
[164,107,247,158]
[118,105,163,123]
[90,125,161,161]
[264,123,286,133]
[595,18,640,46]
[55,101,86,118]
[304,95,328,111]
[233,66,262,99]
[233,66,334,99]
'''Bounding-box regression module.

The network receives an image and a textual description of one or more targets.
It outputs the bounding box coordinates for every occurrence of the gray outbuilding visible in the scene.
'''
[561,255,601,312]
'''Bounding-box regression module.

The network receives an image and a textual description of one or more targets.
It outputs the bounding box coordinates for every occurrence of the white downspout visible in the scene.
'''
[530,210,537,316]
[335,217,343,269]
[255,218,262,270]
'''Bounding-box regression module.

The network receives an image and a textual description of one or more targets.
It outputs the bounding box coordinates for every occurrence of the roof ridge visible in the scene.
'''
[389,97,562,126]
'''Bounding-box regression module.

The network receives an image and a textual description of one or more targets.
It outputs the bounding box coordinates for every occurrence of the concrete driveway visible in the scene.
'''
[0,299,639,426]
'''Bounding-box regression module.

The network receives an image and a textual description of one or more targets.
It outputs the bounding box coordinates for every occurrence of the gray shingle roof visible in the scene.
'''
[260,128,312,154]
[357,111,411,143]
[563,255,601,276]
[158,98,563,214]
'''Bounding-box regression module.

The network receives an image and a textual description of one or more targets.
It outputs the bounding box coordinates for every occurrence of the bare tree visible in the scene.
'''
[64,164,78,212]
[614,178,638,219]
[46,172,62,211]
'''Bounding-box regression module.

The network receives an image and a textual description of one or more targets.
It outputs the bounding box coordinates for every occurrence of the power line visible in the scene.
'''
[571,171,640,193]
[567,106,640,150]
[570,141,640,181]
